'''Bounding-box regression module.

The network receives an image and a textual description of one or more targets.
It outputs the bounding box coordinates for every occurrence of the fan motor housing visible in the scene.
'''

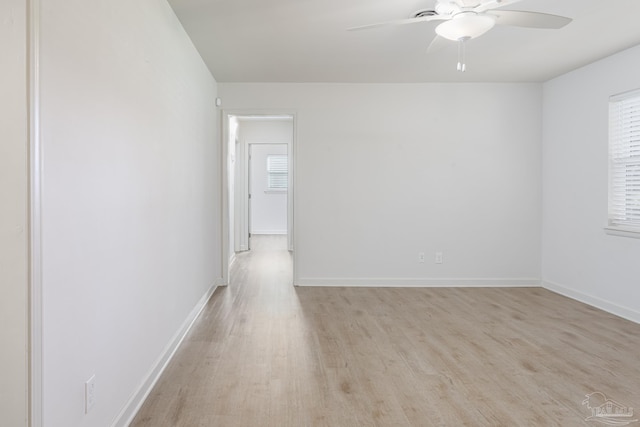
[411,10,437,18]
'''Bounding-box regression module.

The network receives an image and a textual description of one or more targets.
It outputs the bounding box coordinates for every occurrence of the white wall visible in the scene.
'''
[0,0,29,425]
[39,1,220,425]
[220,83,542,286]
[542,45,640,323]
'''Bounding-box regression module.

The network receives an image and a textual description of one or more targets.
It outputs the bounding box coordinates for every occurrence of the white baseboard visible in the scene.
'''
[296,277,541,287]
[542,280,640,324]
[229,253,237,269]
[112,281,219,427]
[251,230,287,235]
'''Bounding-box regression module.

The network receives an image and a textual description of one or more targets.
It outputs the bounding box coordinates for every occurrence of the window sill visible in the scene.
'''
[604,226,640,239]
[264,190,287,194]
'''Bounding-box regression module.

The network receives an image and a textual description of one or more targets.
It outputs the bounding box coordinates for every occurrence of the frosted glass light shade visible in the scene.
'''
[435,12,496,41]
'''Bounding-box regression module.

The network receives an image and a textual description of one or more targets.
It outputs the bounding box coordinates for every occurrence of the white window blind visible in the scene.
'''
[267,155,288,189]
[609,88,640,233]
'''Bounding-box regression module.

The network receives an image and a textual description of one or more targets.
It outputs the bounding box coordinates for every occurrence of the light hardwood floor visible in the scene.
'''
[131,236,640,426]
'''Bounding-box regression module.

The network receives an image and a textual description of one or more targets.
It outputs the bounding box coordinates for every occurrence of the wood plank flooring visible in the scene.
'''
[131,236,640,426]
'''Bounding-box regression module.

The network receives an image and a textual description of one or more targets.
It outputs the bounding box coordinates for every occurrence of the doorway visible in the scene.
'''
[221,113,295,285]
[249,143,288,247]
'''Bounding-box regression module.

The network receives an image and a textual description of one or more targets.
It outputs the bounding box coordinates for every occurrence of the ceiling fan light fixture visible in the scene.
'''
[435,12,496,41]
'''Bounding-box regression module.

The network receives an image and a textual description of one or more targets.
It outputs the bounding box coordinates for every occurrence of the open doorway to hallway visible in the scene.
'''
[223,113,295,285]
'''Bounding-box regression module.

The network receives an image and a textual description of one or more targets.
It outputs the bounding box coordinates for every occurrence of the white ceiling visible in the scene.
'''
[167,0,640,83]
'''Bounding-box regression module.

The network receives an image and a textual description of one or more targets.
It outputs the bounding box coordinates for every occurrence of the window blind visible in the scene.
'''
[609,88,640,231]
[267,155,288,189]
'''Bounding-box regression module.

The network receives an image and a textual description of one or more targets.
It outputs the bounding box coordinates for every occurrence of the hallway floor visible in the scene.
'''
[131,235,640,426]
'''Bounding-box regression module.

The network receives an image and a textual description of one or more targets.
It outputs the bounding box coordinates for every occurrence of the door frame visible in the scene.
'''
[29,0,44,424]
[220,110,297,286]
[248,142,288,241]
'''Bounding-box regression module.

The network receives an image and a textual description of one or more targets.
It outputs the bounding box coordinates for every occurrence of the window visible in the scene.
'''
[608,88,640,236]
[267,155,288,190]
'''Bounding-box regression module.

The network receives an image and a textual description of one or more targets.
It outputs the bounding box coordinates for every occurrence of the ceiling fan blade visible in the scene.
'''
[427,35,449,54]
[488,10,572,29]
[475,0,522,13]
[347,15,447,31]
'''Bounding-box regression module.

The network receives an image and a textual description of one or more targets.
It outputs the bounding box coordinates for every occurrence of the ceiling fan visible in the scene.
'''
[348,0,572,72]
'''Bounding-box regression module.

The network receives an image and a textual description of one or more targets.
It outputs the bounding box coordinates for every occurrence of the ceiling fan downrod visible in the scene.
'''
[456,36,470,72]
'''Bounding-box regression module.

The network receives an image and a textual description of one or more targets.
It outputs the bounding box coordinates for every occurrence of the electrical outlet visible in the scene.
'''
[85,375,96,414]
[418,252,425,263]
[435,252,443,264]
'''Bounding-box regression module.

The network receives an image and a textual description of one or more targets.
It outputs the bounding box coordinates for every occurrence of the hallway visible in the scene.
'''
[132,236,640,426]
[131,235,306,426]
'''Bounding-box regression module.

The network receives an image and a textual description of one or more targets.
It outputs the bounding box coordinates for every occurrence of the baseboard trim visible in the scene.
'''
[112,281,219,427]
[296,277,541,287]
[542,280,640,325]
[251,230,287,235]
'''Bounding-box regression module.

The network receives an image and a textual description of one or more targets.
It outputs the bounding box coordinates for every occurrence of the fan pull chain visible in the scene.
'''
[457,37,470,72]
